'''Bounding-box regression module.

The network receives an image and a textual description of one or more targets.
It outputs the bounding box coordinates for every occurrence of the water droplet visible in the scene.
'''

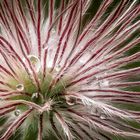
[47,61,53,68]
[14,109,21,116]
[87,76,97,85]
[51,28,56,34]
[66,96,77,106]
[89,49,94,53]
[91,108,98,114]
[100,114,107,120]
[99,80,109,88]
[29,106,33,109]
[22,57,26,63]
[79,52,91,64]
[31,93,39,100]
[55,65,61,72]
[28,55,41,72]
[16,84,24,91]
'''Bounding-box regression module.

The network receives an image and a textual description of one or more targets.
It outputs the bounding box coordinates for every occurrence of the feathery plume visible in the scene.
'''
[0,0,140,139]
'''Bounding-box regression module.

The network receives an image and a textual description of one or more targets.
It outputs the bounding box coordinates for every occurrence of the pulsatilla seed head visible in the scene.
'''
[0,0,140,140]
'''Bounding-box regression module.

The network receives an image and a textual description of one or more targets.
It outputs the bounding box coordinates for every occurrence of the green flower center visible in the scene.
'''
[8,68,70,112]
